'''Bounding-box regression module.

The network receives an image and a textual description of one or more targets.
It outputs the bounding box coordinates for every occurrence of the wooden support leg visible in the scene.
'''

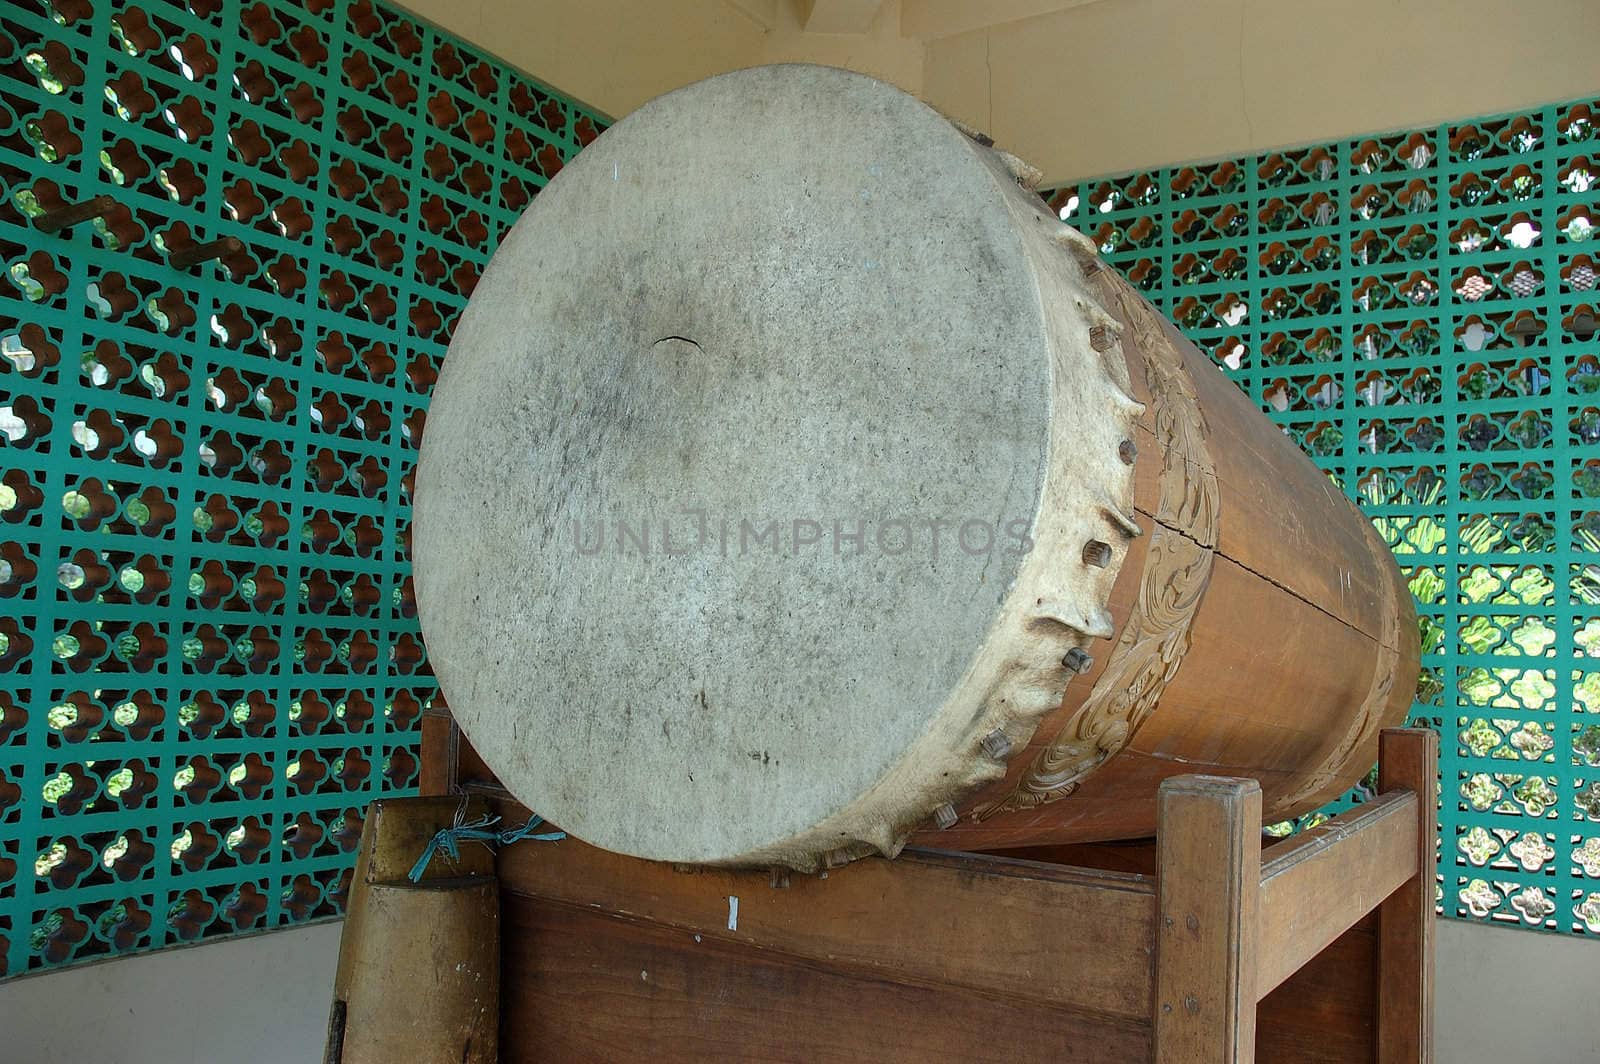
[328,797,499,1064]
[1376,728,1438,1064]
[1154,775,1262,1064]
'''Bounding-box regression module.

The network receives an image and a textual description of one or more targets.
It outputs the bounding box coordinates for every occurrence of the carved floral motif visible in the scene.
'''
[976,273,1219,817]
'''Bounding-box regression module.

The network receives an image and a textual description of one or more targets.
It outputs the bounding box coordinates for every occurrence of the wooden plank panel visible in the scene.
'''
[1154,775,1260,1064]
[1376,729,1438,1064]
[501,900,1152,1063]
[497,837,1156,1019]
[1256,916,1379,1064]
[1256,792,1417,996]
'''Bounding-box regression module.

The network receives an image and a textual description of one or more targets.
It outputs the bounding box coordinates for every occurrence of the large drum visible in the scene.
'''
[414,65,1419,872]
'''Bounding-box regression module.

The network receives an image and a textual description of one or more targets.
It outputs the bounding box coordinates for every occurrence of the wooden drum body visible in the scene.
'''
[413,65,1419,872]
[938,265,1420,851]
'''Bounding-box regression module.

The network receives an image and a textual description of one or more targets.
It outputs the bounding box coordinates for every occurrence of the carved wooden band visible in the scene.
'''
[976,272,1221,818]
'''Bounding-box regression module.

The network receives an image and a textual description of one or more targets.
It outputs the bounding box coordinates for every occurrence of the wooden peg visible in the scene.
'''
[33,194,116,234]
[1062,647,1094,674]
[169,236,243,268]
[979,727,1012,760]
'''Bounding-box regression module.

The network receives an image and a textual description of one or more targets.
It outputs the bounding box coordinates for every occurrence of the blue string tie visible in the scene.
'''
[407,809,565,882]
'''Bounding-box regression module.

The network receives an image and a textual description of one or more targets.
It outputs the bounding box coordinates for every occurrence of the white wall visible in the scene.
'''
[0,915,1591,1062]
[1434,920,1598,1064]
[386,0,1600,188]
[0,921,342,1064]
[390,0,767,119]
[921,0,1600,183]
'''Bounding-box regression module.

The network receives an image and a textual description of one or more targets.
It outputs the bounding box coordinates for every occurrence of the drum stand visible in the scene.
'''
[349,718,1434,1063]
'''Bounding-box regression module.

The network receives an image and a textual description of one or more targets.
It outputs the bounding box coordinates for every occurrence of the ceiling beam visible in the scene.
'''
[796,0,886,34]
[901,0,1112,39]
[724,0,780,31]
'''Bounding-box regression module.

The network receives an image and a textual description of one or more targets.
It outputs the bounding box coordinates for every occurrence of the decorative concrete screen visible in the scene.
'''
[1044,98,1599,936]
[0,0,604,975]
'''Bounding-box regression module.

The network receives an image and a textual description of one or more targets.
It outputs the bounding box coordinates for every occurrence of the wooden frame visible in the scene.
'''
[419,719,1436,1063]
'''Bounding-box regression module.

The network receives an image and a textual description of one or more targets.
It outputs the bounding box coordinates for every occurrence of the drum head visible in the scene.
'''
[416,65,1077,866]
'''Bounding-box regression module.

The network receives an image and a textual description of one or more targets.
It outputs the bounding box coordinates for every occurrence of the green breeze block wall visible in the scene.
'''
[0,0,605,976]
[1044,96,1600,937]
